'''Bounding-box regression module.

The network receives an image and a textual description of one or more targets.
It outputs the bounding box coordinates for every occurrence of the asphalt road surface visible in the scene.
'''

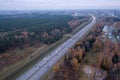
[17,14,96,80]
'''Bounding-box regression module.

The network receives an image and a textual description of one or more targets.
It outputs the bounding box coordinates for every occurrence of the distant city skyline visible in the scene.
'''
[0,0,120,10]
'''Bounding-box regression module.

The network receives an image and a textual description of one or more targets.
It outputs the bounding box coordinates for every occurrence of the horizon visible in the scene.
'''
[0,8,120,10]
[0,0,120,10]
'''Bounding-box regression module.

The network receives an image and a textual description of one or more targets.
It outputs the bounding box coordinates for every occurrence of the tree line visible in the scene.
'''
[0,13,89,53]
[51,19,120,80]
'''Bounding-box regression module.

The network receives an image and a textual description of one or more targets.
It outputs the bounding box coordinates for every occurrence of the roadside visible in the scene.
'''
[47,16,120,80]
[40,18,93,80]
[1,17,91,80]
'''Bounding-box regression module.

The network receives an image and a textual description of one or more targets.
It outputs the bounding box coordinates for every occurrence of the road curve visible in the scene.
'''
[17,14,96,80]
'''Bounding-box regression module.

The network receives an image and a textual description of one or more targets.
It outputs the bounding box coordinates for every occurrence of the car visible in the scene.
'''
[56,51,58,53]
[43,58,46,60]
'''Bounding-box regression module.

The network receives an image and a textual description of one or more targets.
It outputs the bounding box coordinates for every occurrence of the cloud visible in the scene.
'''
[0,0,120,10]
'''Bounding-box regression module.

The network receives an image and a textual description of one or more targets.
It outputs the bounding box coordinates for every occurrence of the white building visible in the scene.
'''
[102,25,114,39]
[102,25,109,35]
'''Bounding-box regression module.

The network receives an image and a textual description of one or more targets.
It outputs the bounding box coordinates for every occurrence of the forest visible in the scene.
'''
[49,17,120,80]
[0,14,72,52]
[0,13,87,53]
[0,13,90,70]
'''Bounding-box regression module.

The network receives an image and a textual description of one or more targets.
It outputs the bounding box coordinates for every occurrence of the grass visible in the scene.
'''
[71,20,91,35]
[1,19,91,80]
[0,45,47,80]
[1,36,69,80]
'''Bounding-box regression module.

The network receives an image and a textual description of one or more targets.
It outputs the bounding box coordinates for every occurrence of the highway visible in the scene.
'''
[17,14,96,80]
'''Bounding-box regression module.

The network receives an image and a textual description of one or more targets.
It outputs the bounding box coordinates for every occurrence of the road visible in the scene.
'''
[17,14,96,80]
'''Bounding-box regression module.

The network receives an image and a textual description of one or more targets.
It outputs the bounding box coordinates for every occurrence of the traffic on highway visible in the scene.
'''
[17,14,96,80]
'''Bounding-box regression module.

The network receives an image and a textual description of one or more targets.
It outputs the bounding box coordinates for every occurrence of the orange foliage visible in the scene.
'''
[71,58,79,70]
[52,63,60,73]
[63,71,69,79]
[97,53,104,68]
[70,48,76,58]
[102,55,112,70]
[78,48,84,60]
[92,38,103,52]
[76,41,82,46]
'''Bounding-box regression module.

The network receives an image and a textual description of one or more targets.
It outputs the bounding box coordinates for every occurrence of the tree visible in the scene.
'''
[71,58,79,70]
[52,63,60,73]
[92,37,103,52]
[97,53,104,68]
[101,55,112,70]
[77,49,83,61]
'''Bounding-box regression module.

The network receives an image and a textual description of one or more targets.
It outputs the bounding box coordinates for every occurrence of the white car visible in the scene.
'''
[56,51,58,53]
[43,58,47,61]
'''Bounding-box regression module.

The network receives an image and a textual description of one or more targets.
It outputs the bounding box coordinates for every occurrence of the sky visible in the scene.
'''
[0,0,120,10]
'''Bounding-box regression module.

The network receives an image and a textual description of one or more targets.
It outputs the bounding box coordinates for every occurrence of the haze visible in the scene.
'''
[0,0,120,10]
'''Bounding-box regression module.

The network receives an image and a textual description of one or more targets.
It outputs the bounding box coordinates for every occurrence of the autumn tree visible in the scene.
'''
[87,34,95,47]
[70,48,76,58]
[97,53,104,68]
[101,54,112,70]
[114,43,120,56]
[92,37,103,52]
[71,58,79,70]
[77,48,85,62]
[52,63,60,73]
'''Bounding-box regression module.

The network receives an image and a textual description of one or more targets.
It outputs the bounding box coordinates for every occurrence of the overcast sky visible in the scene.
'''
[0,0,120,10]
